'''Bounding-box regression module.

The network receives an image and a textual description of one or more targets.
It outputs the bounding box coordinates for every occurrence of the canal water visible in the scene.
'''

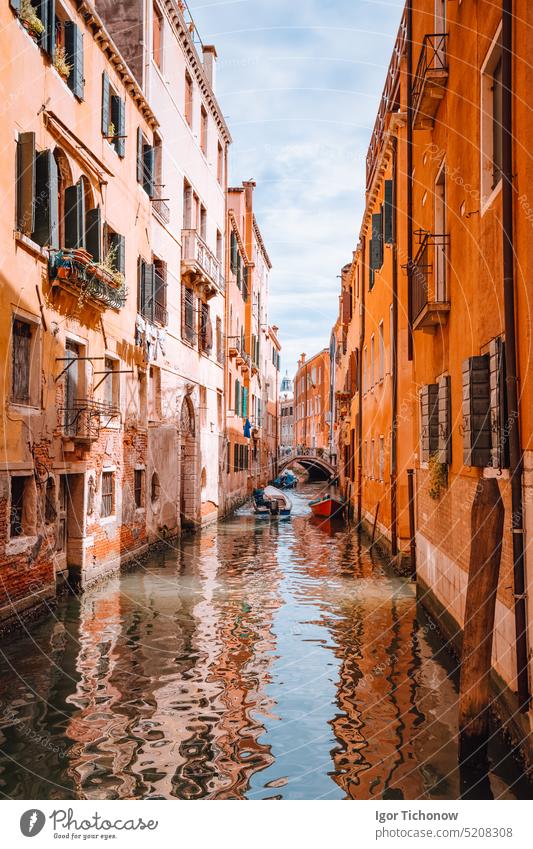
[0,484,531,801]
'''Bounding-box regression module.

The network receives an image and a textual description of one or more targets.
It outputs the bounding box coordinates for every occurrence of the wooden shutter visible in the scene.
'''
[12,319,32,402]
[85,206,102,262]
[155,260,167,308]
[116,97,125,157]
[233,442,238,472]
[420,383,438,462]
[64,181,85,249]
[371,210,383,269]
[102,72,110,136]
[384,179,394,244]
[32,149,59,248]
[342,289,351,325]
[242,386,248,418]
[16,132,35,235]
[437,374,451,465]
[109,232,125,274]
[143,144,154,197]
[141,262,155,322]
[64,22,83,100]
[243,265,249,301]
[38,0,55,56]
[230,231,238,273]
[462,355,491,467]
[489,337,509,469]
[236,252,242,290]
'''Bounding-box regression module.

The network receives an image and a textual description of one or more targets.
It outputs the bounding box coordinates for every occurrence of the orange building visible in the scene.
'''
[294,350,331,455]
[334,0,533,756]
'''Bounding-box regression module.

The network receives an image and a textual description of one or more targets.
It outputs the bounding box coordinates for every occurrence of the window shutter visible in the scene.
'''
[236,252,242,290]
[371,210,383,269]
[116,97,125,157]
[230,231,238,273]
[462,355,491,467]
[137,129,144,183]
[489,337,509,469]
[16,132,35,235]
[109,232,125,274]
[64,22,84,100]
[38,0,55,56]
[233,442,238,472]
[143,145,154,197]
[243,265,249,301]
[64,181,85,249]
[342,289,351,325]
[234,379,240,415]
[384,180,394,244]
[85,206,102,262]
[102,72,110,136]
[141,262,155,322]
[242,386,248,418]
[420,383,438,462]
[32,149,59,248]
[437,374,451,465]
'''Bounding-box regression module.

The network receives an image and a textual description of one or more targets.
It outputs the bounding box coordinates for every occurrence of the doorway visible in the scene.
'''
[58,473,85,585]
[180,397,197,529]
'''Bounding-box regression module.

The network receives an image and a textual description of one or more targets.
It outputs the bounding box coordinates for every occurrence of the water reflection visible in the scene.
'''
[0,485,531,800]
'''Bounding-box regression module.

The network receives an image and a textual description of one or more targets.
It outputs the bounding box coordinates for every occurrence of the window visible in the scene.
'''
[200,106,208,155]
[378,321,384,381]
[151,472,160,504]
[102,356,120,410]
[138,259,155,322]
[153,257,168,325]
[216,230,222,263]
[101,471,114,518]
[363,347,367,393]
[58,18,84,100]
[370,440,375,480]
[16,134,59,247]
[10,476,28,537]
[217,142,224,184]
[481,31,503,203]
[379,437,384,481]
[134,469,145,509]
[216,316,223,364]
[182,285,196,344]
[200,302,213,354]
[11,318,33,404]
[370,335,375,387]
[103,225,125,275]
[184,71,193,128]
[137,128,154,196]
[153,3,163,70]
[148,365,161,420]
[200,206,207,241]
[102,73,125,157]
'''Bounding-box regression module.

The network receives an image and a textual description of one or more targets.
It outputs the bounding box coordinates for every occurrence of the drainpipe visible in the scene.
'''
[356,239,366,526]
[502,0,530,712]
[390,136,399,557]
[406,0,414,362]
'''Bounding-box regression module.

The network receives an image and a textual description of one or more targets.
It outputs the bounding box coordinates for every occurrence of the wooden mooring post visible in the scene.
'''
[458,478,504,769]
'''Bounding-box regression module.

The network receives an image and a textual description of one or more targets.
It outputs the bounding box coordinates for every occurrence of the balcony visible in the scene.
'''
[227,336,241,358]
[410,232,450,332]
[60,398,120,444]
[181,229,225,299]
[152,197,170,224]
[412,34,449,130]
[49,249,126,311]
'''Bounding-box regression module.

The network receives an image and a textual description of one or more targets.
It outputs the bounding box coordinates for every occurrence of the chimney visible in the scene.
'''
[242,180,256,213]
[202,45,217,92]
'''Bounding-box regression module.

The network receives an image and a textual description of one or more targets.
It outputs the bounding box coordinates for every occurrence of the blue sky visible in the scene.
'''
[188,0,404,378]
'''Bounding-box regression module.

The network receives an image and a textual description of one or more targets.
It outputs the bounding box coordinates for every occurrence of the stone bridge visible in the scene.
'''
[278,451,336,481]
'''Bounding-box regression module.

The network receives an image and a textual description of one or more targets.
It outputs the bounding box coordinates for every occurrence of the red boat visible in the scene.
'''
[309,495,345,519]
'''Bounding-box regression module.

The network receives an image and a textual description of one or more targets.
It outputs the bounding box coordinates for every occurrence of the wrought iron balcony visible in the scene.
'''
[412,34,449,130]
[60,398,120,443]
[410,231,450,331]
[152,197,170,224]
[181,229,225,298]
[49,249,126,311]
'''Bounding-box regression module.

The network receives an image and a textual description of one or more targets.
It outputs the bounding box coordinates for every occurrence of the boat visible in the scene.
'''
[253,486,292,517]
[309,494,345,519]
[273,469,298,489]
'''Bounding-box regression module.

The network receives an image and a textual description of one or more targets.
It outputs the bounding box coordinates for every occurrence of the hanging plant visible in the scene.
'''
[20,0,45,36]
[53,45,72,80]
[107,121,116,140]
[428,452,447,500]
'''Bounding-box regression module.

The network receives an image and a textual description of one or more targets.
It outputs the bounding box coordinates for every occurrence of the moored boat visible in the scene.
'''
[273,469,298,489]
[309,494,345,519]
[253,486,292,517]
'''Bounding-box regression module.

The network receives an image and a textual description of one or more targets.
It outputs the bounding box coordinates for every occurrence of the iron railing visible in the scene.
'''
[60,398,120,442]
[182,229,225,292]
[153,198,170,224]
[410,231,449,323]
[49,249,127,310]
[412,33,448,119]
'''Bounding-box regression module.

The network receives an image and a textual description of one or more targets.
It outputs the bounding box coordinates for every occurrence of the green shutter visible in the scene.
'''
[242,386,248,417]
[85,206,102,262]
[230,231,238,273]
[32,150,58,248]
[371,211,383,269]
[143,144,155,197]
[102,72,110,136]
[64,181,85,249]
[116,98,125,158]
[141,262,155,322]
[64,22,84,100]
[38,0,55,56]
[137,128,144,183]
[234,379,240,415]
[384,180,394,244]
[16,132,35,235]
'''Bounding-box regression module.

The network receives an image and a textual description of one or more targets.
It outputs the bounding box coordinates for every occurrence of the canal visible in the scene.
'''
[0,484,531,800]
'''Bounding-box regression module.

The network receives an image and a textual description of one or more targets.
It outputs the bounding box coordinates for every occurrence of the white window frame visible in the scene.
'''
[480,23,503,213]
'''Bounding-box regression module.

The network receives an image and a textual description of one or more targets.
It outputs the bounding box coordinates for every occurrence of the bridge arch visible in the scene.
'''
[278,454,336,481]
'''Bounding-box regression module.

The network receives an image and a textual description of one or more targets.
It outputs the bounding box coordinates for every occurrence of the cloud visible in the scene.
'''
[189,0,404,377]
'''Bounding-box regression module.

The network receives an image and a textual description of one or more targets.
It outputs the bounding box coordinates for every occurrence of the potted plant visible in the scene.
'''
[20,0,45,38]
[53,45,72,80]
[428,452,448,500]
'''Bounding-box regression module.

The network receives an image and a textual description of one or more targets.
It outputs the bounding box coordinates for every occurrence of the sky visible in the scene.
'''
[188,0,404,379]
